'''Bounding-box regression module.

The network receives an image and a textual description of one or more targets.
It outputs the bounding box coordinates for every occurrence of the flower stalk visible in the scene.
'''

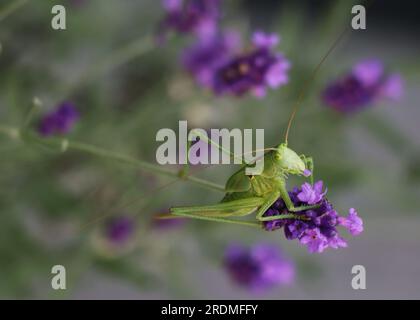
[0,124,225,192]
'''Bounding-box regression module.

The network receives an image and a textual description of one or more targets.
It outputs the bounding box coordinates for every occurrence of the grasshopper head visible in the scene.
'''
[276,143,306,175]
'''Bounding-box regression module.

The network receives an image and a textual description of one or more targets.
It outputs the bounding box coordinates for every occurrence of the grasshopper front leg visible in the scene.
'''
[254,191,314,221]
[300,154,314,185]
[278,181,319,212]
[255,192,281,221]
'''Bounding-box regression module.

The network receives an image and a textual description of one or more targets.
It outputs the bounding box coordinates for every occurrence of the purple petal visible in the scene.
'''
[328,235,348,249]
[380,73,404,101]
[38,102,79,136]
[352,59,384,87]
[265,58,290,88]
[303,169,312,177]
[252,31,279,49]
[297,181,325,205]
[162,0,181,11]
[224,243,295,289]
[252,86,267,98]
[339,208,363,236]
[299,229,327,253]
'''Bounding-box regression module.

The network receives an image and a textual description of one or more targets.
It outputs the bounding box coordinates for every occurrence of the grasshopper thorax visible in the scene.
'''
[275,143,306,175]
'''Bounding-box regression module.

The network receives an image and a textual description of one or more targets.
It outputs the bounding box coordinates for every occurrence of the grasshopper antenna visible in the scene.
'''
[284,27,349,145]
[284,0,377,145]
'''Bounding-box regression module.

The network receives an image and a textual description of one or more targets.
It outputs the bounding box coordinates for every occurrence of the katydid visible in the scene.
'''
[165,28,350,227]
[168,137,318,227]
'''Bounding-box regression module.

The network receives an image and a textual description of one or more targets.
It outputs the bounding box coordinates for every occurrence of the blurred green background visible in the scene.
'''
[0,0,419,299]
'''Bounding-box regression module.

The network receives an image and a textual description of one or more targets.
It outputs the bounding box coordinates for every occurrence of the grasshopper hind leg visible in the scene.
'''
[169,211,262,228]
[168,197,265,228]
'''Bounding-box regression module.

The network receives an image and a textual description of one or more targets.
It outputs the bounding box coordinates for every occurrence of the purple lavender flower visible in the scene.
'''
[38,102,79,136]
[159,0,221,38]
[297,181,326,205]
[322,59,404,113]
[379,74,404,100]
[263,181,362,253]
[105,216,136,245]
[338,208,363,236]
[303,169,312,177]
[213,31,290,98]
[182,31,241,88]
[299,229,328,253]
[224,243,294,290]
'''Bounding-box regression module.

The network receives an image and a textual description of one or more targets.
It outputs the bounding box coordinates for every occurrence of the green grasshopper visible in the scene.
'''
[167,135,318,228]
[166,28,349,227]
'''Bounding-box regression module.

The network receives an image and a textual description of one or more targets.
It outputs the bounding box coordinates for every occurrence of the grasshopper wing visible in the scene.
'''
[224,166,252,193]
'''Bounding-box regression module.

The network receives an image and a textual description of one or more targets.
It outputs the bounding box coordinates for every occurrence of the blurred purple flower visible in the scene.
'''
[224,243,294,290]
[105,216,136,245]
[182,31,241,88]
[263,181,362,253]
[213,31,290,98]
[38,102,79,136]
[159,0,221,38]
[322,59,404,113]
[379,74,404,100]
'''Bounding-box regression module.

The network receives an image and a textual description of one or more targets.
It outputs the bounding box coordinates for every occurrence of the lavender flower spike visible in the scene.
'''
[213,31,290,98]
[322,58,404,113]
[159,0,221,38]
[38,102,79,137]
[92,215,137,257]
[263,180,363,253]
[182,31,241,88]
[224,243,294,290]
[105,216,136,245]
[299,229,328,253]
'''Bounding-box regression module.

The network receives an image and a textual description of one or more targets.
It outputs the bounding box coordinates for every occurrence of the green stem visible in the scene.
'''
[0,125,226,192]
